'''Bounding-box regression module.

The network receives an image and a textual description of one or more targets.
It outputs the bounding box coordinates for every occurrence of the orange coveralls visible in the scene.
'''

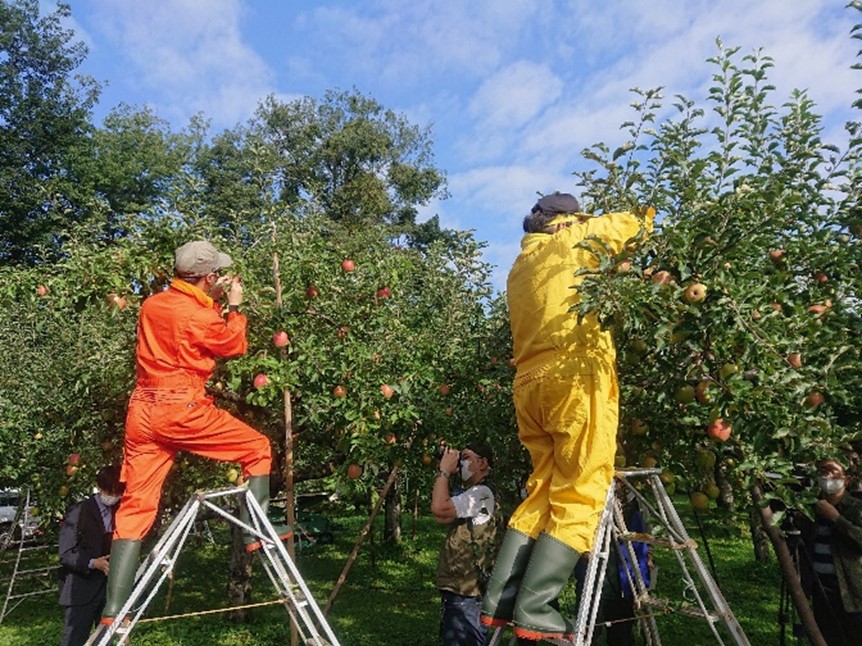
[506,210,653,554]
[115,279,272,541]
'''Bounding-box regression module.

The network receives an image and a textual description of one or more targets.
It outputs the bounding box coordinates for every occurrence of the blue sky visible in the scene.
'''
[57,1,860,289]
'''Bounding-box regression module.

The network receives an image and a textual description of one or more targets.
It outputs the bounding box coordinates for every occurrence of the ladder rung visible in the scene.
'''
[618,531,696,551]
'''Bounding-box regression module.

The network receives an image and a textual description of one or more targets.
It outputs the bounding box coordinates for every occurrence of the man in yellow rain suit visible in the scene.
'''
[481,192,653,642]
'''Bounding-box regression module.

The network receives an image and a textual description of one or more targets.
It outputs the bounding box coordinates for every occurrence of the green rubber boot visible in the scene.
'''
[480,528,536,627]
[241,475,293,552]
[512,533,580,642]
[100,539,141,622]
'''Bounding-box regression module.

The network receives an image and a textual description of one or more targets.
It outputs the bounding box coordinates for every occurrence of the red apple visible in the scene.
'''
[347,463,363,479]
[438,383,451,396]
[376,286,391,300]
[341,259,356,273]
[808,303,829,316]
[272,330,290,348]
[650,270,673,286]
[380,384,394,399]
[107,293,128,310]
[67,453,81,466]
[616,260,632,274]
[787,352,802,369]
[707,418,732,442]
[253,373,270,389]
[804,391,825,408]
[813,271,828,284]
[65,464,79,476]
[36,284,48,296]
[769,249,786,264]
[337,326,349,339]
[305,284,319,299]
[333,385,347,398]
[683,282,707,304]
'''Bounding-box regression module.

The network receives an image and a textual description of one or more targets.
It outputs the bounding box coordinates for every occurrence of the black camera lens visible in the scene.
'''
[434,444,447,460]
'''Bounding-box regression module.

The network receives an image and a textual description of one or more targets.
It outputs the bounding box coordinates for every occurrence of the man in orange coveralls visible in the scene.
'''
[480,193,653,643]
[97,240,291,629]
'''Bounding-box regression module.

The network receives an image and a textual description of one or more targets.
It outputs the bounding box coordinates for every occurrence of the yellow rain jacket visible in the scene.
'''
[506,209,654,553]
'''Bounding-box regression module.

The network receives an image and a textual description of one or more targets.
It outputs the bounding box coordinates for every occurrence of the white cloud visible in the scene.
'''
[468,61,563,129]
[86,0,273,127]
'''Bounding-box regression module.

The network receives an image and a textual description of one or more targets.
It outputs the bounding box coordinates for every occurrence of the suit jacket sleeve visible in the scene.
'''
[58,499,97,574]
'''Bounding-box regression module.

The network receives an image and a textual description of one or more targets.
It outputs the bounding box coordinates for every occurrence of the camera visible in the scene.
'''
[434,443,451,461]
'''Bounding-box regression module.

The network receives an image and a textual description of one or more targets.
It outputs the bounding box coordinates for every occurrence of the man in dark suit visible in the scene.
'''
[58,465,123,646]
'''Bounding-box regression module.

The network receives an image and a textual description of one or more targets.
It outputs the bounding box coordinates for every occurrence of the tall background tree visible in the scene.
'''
[0,0,99,263]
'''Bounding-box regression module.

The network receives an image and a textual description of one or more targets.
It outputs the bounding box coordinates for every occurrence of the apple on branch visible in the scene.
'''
[683,282,707,304]
[650,270,673,286]
[341,259,356,273]
[272,330,290,348]
[707,418,732,442]
[253,373,270,389]
[380,384,394,399]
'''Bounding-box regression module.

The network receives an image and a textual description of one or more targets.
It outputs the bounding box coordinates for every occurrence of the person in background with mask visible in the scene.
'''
[807,458,862,645]
[432,442,497,646]
[58,465,124,646]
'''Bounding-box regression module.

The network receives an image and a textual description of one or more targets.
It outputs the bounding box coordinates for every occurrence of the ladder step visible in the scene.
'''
[618,531,696,551]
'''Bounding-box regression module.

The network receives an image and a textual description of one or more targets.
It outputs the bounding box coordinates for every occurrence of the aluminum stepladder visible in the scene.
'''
[489,468,750,646]
[573,468,750,646]
[85,484,340,646]
[0,487,55,623]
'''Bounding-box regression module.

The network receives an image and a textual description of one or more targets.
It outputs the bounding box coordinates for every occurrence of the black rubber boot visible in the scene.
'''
[480,528,536,627]
[241,475,293,552]
[99,539,141,622]
[512,533,580,643]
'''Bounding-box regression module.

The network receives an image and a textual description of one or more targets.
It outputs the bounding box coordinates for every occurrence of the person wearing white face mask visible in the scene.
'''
[431,442,497,645]
[58,464,124,646]
[806,458,862,645]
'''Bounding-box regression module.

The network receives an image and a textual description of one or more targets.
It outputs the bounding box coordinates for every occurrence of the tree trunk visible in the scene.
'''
[383,475,401,543]
[750,482,826,646]
[716,461,735,512]
[227,522,254,622]
[748,502,771,563]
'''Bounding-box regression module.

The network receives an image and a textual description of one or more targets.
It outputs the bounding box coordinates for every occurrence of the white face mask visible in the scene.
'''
[460,459,473,482]
[99,493,121,507]
[818,476,845,496]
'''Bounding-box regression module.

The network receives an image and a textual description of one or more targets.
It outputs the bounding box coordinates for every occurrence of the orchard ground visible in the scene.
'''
[0,505,785,646]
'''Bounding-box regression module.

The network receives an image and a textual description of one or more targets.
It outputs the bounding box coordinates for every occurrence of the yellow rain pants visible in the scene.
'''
[506,209,653,553]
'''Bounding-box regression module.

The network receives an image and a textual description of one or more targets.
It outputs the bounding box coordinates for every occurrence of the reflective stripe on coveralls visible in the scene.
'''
[506,210,654,554]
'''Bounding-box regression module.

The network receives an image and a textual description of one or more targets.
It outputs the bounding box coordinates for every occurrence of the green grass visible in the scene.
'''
[0,509,787,645]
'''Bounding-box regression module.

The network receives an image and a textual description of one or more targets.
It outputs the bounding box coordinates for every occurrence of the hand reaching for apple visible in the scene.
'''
[226,276,243,307]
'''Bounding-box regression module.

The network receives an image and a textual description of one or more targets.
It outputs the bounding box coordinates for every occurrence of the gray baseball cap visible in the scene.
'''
[174,240,233,278]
